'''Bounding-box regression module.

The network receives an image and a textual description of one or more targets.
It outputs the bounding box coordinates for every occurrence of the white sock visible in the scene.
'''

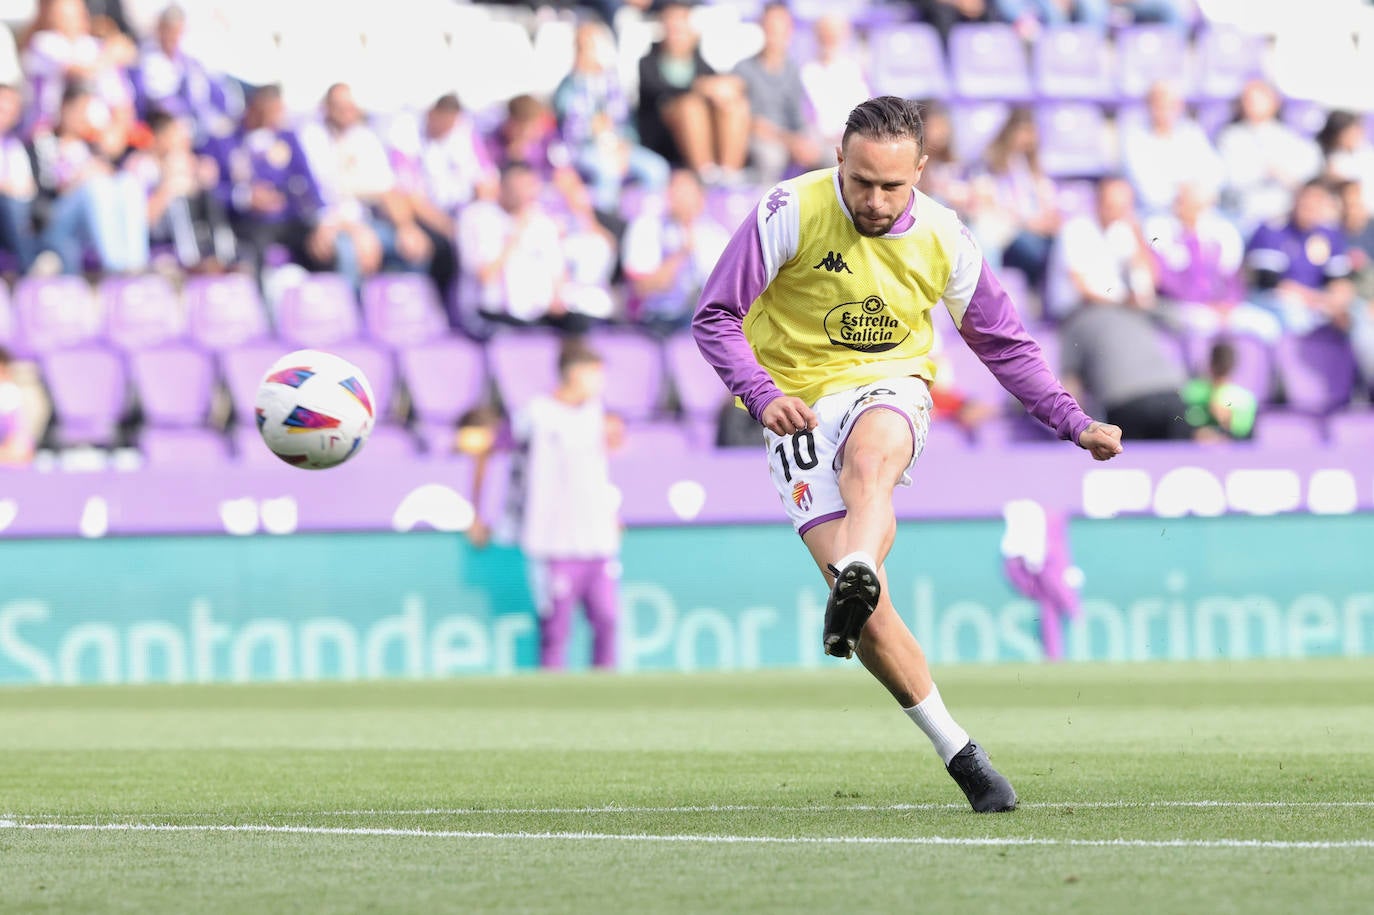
[904,685,971,765]
[834,550,877,573]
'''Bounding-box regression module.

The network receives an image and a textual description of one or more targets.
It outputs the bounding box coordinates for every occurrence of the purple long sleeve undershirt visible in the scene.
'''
[691,206,1094,445]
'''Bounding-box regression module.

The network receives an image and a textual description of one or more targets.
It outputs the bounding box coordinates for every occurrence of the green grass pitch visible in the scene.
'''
[2,659,1372,913]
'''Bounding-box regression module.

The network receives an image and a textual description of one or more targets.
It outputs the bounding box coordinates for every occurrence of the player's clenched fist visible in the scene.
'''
[1078,421,1124,461]
[761,396,818,436]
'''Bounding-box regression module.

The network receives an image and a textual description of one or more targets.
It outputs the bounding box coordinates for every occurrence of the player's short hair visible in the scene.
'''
[146,108,177,134]
[431,93,462,114]
[841,96,925,154]
[1209,340,1236,377]
[558,338,603,377]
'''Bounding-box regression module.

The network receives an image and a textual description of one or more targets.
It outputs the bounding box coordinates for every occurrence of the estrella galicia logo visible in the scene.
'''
[813,251,852,274]
[765,188,789,222]
[823,295,909,353]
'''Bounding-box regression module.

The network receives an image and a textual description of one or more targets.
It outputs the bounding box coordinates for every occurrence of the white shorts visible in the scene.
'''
[764,376,933,536]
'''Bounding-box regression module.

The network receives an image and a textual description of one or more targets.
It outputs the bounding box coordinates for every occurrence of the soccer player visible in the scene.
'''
[468,340,622,670]
[692,97,1124,812]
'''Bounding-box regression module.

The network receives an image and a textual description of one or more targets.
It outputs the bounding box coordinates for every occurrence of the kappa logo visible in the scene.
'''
[765,188,790,222]
[823,295,910,354]
[813,251,853,274]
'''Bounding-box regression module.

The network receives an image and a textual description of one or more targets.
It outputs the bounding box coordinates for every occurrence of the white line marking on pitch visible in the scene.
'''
[0,821,1371,850]
[4,801,1374,819]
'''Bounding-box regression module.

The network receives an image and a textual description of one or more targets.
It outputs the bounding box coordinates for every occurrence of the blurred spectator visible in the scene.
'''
[457,161,586,333]
[388,94,495,218]
[468,339,622,670]
[799,14,870,157]
[635,1,750,183]
[1246,179,1354,335]
[22,0,136,156]
[298,83,432,287]
[1046,175,1155,319]
[1317,110,1374,210]
[554,21,668,216]
[549,169,618,325]
[130,4,241,141]
[0,85,38,269]
[916,100,971,213]
[1337,179,1374,301]
[0,347,33,466]
[1216,81,1323,233]
[1059,297,1190,440]
[997,0,1186,33]
[210,85,327,277]
[1181,340,1257,442]
[30,84,148,274]
[929,335,1000,434]
[490,94,566,178]
[1121,80,1224,215]
[1146,182,1281,342]
[733,3,821,185]
[996,0,1108,38]
[910,0,990,45]
[133,110,233,272]
[623,168,729,336]
[969,107,1059,288]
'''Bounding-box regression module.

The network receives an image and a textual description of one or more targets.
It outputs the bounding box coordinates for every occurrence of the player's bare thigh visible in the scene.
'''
[836,402,917,496]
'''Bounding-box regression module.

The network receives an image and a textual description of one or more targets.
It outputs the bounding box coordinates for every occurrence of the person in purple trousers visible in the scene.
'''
[1000,499,1082,661]
[469,340,622,670]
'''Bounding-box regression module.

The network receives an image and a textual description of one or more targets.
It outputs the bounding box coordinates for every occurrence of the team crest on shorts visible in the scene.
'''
[823,295,910,353]
[791,480,813,511]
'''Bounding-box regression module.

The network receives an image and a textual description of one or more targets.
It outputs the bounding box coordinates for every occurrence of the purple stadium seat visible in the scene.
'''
[275,273,360,348]
[221,341,291,425]
[1035,102,1114,177]
[1251,410,1324,448]
[1328,409,1374,447]
[948,24,1033,101]
[1195,27,1267,100]
[129,345,216,427]
[868,24,949,100]
[615,420,693,462]
[326,341,397,423]
[1227,335,1275,403]
[398,336,489,426]
[1280,98,1328,138]
[416,421,461,458]
[13,276,101,355]
[1275,326,1357,414]
[705,185,760,231]
[231,424,278,465]
[1054,179,1097,220]
[487,331,561,414]
[101,274,185,350]
[1192,99,1234,140]
[925,417,974,453]
[948,101,1010,163]
[42,345,127,446]
[584,329,666,421]
[666,331,727,419]
[0,278,14,345]
[1116,25,1193,98]
[185,274,269,351]
[1032,26,1113,101]
[939,335,1011,409]
[358,425,419,462]
[361,274,447,349]
[141,427,230,467]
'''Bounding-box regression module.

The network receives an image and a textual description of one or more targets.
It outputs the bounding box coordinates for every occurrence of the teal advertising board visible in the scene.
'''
[1,514,1371,684]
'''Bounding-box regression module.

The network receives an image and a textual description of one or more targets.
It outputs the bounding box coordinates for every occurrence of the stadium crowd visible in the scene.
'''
[1,0,1373,466]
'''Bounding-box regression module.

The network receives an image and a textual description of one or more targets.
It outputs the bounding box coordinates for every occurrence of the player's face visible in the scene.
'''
[836,135,925,237]
[565,363,606,401]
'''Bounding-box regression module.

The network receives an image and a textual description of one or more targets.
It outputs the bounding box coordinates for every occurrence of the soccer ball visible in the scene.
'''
[255,349,376,469]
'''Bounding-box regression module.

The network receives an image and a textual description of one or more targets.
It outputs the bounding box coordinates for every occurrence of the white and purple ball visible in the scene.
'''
[255,349,375,469]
